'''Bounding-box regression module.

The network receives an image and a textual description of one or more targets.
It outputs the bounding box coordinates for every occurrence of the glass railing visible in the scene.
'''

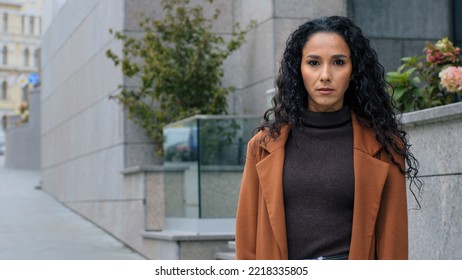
[163,115,260,220]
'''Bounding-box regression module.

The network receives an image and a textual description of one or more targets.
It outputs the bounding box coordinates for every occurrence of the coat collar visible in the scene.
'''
[258,112,382,156]
[255,111,389,259]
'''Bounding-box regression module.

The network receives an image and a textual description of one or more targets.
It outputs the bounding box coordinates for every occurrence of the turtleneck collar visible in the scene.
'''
[299,106,351,128]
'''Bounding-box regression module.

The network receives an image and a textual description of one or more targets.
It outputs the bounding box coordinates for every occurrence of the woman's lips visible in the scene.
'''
[317,88,334,94]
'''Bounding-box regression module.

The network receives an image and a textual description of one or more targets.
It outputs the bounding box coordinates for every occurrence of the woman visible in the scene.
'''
[235,16,420,260]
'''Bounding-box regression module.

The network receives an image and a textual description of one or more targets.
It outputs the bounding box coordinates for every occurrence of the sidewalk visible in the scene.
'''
[0,156,145,260]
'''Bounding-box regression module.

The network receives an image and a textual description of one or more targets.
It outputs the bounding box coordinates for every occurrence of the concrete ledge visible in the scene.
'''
[401,102,462,126]
[201,165,244,172]
[141,230,234,241]
[122,165,186,174]
[123,164,245,174]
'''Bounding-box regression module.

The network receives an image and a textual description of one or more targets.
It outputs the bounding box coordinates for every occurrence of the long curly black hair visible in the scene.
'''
[260,16,422,206]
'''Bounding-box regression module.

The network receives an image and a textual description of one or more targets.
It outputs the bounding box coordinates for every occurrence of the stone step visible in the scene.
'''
[215,251,236,260]
[215,240,236,260]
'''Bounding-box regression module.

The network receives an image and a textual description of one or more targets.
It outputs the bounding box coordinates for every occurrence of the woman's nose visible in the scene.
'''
[319,65,332,81]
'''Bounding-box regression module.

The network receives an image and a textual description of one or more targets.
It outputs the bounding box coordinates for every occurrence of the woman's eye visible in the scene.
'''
[308,61,319,66]
[334,60,345,65]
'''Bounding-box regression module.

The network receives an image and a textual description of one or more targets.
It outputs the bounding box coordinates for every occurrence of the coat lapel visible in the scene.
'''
[349,114,390,259]
[255,126,290,259]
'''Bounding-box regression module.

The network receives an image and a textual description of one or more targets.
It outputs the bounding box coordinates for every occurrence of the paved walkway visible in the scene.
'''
[0,156,144,259]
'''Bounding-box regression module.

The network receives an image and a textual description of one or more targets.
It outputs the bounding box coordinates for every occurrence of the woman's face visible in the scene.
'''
[300,32,352,112]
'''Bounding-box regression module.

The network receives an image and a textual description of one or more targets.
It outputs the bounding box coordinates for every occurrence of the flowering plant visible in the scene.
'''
[18,102,29,123]
[426,37,461,65]
[439,66,462,93]
[19,102,28,113]
[386,37,462,112]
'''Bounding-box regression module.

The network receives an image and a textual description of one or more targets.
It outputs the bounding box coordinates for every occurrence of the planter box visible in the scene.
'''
[402,102,462,260]
[127,115,260,259]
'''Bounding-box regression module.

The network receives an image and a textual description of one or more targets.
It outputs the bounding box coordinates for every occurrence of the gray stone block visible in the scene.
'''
[353,0,451,39]
[42,144,127,202]
[408,175,462,259]
[367,38,432,74]
[368,38,403,74]
[222,43,243,90]
[67,198,153,258]
[125,0,234,34]
[180,240,230,260]
[234,0,273,27]
[141,231,235,259]
[239,19,276,87]
[124,116,153,144]
[273,18,312,68]
[146,172,165,230]
[125,143,160,167]
[164,169,187,218]
[147,239,180,259]
[124,0,165,31]
[235,78,274,116]
[274,0,347,18]
[200,170,243,218]
[402,103,462,177]
[401,102,462,260]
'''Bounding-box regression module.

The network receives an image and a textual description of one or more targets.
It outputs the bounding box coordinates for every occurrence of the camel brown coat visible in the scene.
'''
[235,113,408,260]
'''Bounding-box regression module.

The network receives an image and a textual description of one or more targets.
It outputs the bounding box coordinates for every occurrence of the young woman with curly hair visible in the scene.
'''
[235,16,421,260]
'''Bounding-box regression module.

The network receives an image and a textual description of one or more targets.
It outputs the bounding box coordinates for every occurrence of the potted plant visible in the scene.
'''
[386,37,462,112]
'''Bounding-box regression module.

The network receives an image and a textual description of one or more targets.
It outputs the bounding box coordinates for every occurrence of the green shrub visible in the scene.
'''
[106,0,254,156]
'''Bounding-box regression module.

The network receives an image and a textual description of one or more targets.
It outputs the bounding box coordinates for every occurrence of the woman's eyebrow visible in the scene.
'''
[304,54,349,59]
[332,54,349,58]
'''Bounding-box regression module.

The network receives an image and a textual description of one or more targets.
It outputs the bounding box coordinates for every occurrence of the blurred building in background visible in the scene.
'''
[0,0,41,120]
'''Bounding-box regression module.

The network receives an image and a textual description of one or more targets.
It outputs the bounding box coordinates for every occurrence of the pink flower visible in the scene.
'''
[425,37,461,65]
[18,102,28,113]
[439,66,462,93]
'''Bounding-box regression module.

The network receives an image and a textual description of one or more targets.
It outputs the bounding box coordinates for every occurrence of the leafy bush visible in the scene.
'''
[106,0,253,156]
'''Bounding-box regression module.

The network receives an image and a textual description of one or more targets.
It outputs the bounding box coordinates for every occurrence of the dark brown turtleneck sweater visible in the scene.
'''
[283,106,354,260]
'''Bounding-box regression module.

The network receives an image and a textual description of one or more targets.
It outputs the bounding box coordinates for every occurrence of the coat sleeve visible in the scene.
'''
[235,138,261,260]
[375,152,408,259]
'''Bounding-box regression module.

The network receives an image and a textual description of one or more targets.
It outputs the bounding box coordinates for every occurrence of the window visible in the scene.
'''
[34,49,40,67]
[455,0,462,47]
[3,13,7,32]
[21,15,25,34]
[1,81,7,100]
[22,86,28,102]
[29,16,34,35]
[2,46,7,65]
[24,48,30,66]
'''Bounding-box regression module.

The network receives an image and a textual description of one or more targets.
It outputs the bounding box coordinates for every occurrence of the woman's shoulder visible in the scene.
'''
[352,113,406,166]
[247,124,291,151]
[247,128,269,149]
